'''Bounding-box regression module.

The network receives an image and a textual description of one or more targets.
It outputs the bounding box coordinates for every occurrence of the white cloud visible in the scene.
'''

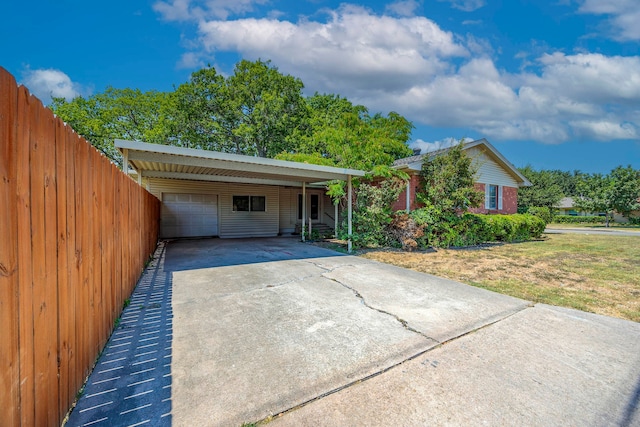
[578,0,640,41]
[171,3,640,144]
[21,68,86,104]
[410,136,474,153]
[439,0,485,12]
[177,52,205,69]
[154,0,267,21]
[569,120,637,141]
[385,0,420,17]
[197,5,467,96]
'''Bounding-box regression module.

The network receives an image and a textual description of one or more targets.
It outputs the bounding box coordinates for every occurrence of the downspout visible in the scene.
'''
[406,177,411,212]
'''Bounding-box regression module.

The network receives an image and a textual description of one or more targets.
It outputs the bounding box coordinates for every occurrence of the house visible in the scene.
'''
[391,139,531,214]
[555,197,638,223]
[115,140,365,243]
[555,197,583,216]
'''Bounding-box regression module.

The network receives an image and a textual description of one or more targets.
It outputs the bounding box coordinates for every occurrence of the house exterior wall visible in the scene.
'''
[469,183,518,214]
[467,146,519,188]
[391,174,422,212]
[279,187,335,234]
[147,178,280,238]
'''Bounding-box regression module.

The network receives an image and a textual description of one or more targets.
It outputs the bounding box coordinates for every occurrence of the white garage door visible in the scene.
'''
[161,193,218,238]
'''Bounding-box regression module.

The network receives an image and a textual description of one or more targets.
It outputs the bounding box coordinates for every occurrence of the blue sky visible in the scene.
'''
[2,0,639,173]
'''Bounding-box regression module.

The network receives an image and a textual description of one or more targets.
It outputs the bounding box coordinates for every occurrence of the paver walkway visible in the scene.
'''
[65,243,173,426]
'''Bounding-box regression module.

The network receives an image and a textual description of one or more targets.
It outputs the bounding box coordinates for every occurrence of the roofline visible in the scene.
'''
[115,139,366,177]
[469,139,532,187]
[393,138,532,187]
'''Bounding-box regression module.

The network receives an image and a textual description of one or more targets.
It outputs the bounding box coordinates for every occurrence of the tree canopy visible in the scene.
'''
[519,165,640,224]
[517,165,565,210]
[51,59,413,172]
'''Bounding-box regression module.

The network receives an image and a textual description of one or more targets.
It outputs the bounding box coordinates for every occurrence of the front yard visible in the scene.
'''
[358,233,640,322]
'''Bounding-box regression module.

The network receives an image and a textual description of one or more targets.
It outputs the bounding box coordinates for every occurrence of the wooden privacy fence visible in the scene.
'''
[0,67,160,427]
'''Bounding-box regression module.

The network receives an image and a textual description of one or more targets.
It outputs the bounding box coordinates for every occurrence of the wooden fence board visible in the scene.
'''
[16,87,35,427]
[29,95,52,426]
[55,119,70,418]
[41,104,60,426]
[65,130,79,402]
[76,139,89,381]
[0,66,20,427]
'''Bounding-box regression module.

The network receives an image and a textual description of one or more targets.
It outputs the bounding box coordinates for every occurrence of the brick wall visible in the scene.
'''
[470,183,519,214]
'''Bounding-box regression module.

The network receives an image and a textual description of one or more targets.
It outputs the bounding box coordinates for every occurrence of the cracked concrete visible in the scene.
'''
[167,238,640,427]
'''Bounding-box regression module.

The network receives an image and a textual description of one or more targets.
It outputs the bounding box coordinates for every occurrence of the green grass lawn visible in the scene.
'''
[361,233,640,322]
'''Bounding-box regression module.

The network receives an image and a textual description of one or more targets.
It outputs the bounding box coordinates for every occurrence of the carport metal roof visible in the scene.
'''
[115,139,365,187]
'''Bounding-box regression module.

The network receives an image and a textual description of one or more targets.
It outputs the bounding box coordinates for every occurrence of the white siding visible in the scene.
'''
[147,178,279,238]
[279,187,296,234]
[321,194,336,225]
[278,187,335,234]
[467,146,518,187]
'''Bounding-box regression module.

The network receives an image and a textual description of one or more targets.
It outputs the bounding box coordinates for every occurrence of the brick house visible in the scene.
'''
[391,139,531,214]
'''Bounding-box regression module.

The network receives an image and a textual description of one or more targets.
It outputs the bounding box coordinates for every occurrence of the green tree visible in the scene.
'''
[547,169,583,197]
[517,165,565,211]
[417,141,483,215]
[609,165,640,219]
[227,59,308,157]
[574,173,614,226]
[280,93,413,171]
[170,67,229,151]
[173,60,308,157]
[51,88,176,165]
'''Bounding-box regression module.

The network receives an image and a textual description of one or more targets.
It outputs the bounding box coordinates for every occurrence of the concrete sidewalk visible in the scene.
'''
[67,237,640,426]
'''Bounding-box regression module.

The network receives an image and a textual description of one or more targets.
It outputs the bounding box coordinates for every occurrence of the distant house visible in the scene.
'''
[391,139,531,214]
[555,197,638,223]
[556,197,583,216]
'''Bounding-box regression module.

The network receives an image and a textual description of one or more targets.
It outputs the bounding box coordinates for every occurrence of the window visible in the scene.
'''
[488,185,498,210]
[250,196,266,212]
[233,195,266,212]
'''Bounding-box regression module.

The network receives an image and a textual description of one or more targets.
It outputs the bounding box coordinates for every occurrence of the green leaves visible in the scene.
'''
[574,165,640,225]
[517,165,565,210]
[51,88,176,166]
[50,59,415,176]
[417,141,483,214]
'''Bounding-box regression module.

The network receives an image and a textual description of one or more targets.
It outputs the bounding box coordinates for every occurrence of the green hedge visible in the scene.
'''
[552,215,607,224]
[397,211,546,249]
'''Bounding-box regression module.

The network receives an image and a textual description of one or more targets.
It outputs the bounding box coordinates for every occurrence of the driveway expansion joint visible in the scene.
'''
[250,302,536,426]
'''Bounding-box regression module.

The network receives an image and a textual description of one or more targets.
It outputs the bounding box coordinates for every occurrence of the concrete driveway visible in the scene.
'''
[168,238,640,426]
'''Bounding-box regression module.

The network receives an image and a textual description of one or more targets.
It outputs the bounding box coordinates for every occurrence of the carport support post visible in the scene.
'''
[334,202,338,238]
[348,175,353,253]
[301,181,306,242]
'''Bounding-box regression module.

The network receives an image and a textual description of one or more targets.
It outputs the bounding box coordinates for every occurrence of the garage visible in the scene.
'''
[161,193,218,238]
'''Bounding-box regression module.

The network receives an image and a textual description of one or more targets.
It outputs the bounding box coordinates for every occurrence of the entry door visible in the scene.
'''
[298,194,320,222]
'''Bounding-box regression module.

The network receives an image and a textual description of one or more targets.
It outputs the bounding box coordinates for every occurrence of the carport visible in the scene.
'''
[115,139,365,251]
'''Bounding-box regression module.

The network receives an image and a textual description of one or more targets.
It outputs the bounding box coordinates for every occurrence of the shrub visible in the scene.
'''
[391,211,545,249]
[553,215,607,224]
[527,206,552,224]
[388,213,424,251]
[341,178,405,248]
